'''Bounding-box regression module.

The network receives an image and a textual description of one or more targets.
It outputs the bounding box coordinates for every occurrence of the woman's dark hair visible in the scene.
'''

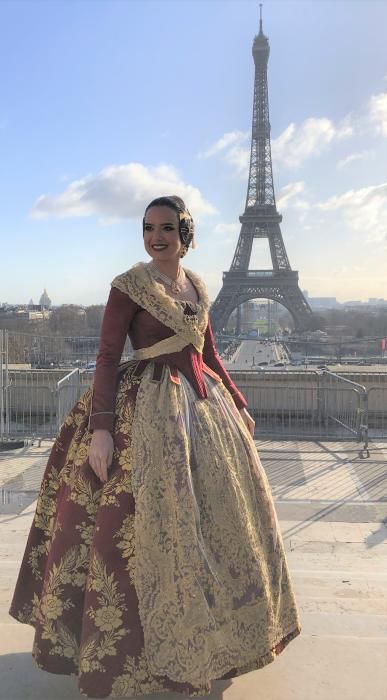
[143,195,195,258]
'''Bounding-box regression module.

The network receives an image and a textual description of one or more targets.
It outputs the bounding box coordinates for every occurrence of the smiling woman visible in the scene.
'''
[9,194,301,699]
[142,198,200,301]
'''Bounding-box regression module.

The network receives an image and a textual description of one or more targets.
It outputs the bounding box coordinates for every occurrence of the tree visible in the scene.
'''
[49,306,87,336]
[85,305,105,334]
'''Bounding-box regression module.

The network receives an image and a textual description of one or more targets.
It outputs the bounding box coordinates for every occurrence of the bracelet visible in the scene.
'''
[89,411,114,416]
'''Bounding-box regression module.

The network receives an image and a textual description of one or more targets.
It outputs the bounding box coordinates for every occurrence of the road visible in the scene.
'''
[224,339,290,370]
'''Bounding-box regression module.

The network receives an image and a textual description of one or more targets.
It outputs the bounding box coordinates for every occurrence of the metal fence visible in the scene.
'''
[1,369,94,440]
[1,366,382,447]
[0,329,125,440]
[57,369,94,430]
[229,369,369,442]
[1,330,386,445]
[367,386,387,438]
[244,384,366,440]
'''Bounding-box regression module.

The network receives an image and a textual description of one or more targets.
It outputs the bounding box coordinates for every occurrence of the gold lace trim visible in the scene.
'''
[130,365,301,686]
[111,262,209,353]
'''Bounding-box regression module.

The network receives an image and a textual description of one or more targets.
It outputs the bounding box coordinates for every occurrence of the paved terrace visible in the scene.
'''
[0,439,386,700]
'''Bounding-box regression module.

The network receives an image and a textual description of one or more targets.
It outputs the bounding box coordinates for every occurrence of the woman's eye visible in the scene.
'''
[144,225,152,231]
[163,226,174,231]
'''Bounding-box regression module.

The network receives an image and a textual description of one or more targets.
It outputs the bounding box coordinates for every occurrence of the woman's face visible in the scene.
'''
[143,206,183,263]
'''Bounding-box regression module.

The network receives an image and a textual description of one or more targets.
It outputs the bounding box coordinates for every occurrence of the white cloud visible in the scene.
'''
[318,181,387,243]
[368,93,387,137]
[337,151,370,169]
[199,130,248,158]
[272,116,353,169]
[224,140,250,174]
[198,130,250,176]
[276,181,307,210]
[210,221,241,243]
[30,163,217,222]
[202,88,387,179]
[213,222,240,236]
[202,113,354,176]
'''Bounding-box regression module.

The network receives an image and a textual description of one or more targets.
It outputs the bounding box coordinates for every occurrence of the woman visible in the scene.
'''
[9,195,301,698]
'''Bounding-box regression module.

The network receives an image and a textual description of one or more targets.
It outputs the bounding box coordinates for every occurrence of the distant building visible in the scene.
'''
[308,297,341,310]
[39,289,52,309]
[27,310,50,321]
[368,298,387,308]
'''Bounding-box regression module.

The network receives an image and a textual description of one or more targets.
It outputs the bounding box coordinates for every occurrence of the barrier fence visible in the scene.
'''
[241,384,366,440]
[367,386,387,439]
[57,368,94,430]
[1,330,386,445]
[228,369,370,443]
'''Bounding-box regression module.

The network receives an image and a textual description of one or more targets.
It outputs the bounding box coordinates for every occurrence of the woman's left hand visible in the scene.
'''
[239,407,255,437]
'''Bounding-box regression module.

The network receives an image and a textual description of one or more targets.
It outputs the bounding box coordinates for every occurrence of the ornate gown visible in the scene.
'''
[9,262,301,698]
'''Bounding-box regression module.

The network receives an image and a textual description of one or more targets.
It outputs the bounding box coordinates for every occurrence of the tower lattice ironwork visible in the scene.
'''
[210,7,314,334]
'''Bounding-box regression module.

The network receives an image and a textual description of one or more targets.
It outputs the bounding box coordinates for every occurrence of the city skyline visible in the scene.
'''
[3,288,387,311]
[1,0,386,305]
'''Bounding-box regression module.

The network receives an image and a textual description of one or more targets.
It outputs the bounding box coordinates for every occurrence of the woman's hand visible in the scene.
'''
[239,407,255,437]
[88,429,114,483]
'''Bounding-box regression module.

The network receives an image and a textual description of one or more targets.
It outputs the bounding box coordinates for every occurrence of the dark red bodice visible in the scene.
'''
[89,286,248,432]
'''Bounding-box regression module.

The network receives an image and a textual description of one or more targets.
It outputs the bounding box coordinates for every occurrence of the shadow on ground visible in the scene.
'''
[0,652,231,700]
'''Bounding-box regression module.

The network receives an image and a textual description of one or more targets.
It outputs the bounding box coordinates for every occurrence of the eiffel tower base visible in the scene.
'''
[210,270,314,334]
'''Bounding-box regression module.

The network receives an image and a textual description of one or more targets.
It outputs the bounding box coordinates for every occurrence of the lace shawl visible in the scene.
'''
[110,262,210,357]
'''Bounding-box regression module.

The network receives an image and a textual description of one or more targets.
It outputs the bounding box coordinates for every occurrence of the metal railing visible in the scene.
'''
[367,386,387,439]
[0,330,7,439]
[1,327,386,445]
[1,369,95,440]
[228,369,369,442]
[1,366,382,447]
[56,369,94,431]
[57,369,79,432]
[4,384,55,439]
[319,370,368,442]
[0,329,132,441]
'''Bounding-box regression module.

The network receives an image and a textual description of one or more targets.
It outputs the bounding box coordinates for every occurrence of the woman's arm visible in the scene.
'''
[88,286,139,433]
[202,319,248,410]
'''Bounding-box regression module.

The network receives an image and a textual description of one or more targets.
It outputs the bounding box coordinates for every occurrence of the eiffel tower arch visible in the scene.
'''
[210,7,314,335]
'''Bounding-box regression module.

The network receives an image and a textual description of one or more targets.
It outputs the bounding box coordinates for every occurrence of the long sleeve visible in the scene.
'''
[88,286,139,433]
[202,319,248,410]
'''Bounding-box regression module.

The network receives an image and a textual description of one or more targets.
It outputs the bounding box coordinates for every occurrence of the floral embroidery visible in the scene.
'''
[9,291,301,698]
[113,513,136,584]
[79,551,128,674]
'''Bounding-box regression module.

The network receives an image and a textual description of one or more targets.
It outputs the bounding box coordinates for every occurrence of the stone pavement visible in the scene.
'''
[0,439,386,700]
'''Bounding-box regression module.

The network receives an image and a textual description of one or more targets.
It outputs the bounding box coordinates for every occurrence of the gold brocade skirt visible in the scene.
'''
[9,359,301,698]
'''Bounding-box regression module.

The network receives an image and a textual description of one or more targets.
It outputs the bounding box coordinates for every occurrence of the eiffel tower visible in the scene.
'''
[210,6,314,335]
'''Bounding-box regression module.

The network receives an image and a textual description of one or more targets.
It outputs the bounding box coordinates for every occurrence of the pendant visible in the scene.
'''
[171,281,182,294]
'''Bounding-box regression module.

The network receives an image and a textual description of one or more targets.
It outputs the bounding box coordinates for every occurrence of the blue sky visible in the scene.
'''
[1,0,386,306]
